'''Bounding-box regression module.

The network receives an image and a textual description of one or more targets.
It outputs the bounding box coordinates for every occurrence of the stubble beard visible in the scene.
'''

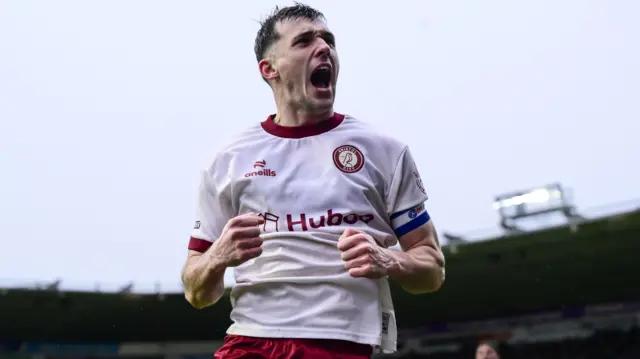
[301,84,336,115]
[279,78,334,116]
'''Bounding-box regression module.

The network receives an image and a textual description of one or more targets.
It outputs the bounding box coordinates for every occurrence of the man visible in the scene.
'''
[476,342,500,359]
[182,4,445,359]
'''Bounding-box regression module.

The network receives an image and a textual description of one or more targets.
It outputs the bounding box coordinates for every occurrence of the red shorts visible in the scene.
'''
[214,335,373,359]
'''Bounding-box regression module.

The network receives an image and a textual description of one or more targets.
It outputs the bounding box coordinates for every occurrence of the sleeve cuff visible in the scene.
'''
[188,237,213,253]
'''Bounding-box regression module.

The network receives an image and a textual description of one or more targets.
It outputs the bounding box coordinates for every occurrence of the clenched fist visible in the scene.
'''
[337,228,394,278]
[210,212,265,267]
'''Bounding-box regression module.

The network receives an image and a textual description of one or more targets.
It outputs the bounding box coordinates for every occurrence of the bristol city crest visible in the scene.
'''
[333,145,365,173]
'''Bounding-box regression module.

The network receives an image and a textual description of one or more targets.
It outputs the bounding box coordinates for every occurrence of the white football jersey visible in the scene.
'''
[188,113,430,353]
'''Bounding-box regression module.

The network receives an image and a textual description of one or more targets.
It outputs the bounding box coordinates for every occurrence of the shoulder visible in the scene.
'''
[338,114,409,163]
[201,123,266,174]
[340,115,408,149]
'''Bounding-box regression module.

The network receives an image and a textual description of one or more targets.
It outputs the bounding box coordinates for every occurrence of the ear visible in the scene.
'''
[258,58,278,81]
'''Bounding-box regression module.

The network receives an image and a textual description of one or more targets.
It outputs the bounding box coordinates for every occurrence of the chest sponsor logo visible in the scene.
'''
[245,159,276,177]
[332,145,365,173]
[259,209,374,232]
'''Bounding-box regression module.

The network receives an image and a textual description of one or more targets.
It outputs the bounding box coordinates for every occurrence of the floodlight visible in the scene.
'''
[493,183,581,231]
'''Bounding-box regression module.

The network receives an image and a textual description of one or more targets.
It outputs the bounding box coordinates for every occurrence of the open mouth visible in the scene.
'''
[310,65,332,89]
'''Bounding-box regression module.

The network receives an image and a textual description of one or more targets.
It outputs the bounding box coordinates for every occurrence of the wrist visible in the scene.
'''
[204,244,229,274]
[381,247,404,278]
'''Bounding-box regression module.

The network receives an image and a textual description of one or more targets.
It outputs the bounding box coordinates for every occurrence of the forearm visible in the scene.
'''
[182,250,227,309]
[386,246,445,294]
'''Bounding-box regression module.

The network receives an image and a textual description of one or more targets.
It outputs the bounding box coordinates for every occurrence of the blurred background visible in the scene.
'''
[1,0,639,358]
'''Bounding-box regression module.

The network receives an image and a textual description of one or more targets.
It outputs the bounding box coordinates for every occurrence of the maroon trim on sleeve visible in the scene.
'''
[188,237,213,253]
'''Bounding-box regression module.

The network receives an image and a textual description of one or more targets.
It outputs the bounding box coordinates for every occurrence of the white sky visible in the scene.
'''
[0,0,638,293]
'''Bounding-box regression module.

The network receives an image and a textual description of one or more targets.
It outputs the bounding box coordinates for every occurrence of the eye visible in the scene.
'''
[323,35,336,48]
[294,37,311,46]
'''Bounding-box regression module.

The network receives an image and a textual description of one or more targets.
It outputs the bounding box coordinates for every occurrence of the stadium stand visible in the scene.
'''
[1,207,639,359]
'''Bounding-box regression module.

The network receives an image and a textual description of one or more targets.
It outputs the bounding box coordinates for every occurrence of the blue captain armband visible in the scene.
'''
[390,203,430,238]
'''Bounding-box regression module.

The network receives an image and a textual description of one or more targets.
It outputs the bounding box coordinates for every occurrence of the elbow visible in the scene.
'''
[181,259,226,310]
[184,291,210,310]
[184,289,220,310]
[426,272,445,293]
[403,281,443,295]
[184,281,225,310]
[403,264,445,295]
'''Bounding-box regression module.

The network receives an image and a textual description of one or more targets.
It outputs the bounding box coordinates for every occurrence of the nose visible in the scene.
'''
[314,40,330,59]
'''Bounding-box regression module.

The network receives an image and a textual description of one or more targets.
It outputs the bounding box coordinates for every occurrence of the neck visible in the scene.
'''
[274,107,334,127]
[273,91,333,127]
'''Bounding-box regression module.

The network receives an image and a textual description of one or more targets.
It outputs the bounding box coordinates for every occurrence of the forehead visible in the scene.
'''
[275,17,330,40]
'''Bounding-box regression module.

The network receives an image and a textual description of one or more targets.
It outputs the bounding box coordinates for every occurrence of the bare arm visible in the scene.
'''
[182,249,227,309]
[182,213,264,310]
[339,144,442,293]
[386,220,445,294]
[338,219,445,294]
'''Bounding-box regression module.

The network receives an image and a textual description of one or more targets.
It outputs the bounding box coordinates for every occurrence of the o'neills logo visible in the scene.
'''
[245,160,276,177]
[245,168,276,177]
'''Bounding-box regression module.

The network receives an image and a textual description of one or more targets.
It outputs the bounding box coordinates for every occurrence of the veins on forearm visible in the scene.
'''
[386,245,444,293]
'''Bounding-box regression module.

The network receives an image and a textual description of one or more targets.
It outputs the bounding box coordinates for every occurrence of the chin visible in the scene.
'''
[301,95,332,112]
[309,101,334,114]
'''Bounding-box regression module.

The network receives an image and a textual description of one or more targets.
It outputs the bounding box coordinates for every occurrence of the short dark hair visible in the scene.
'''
[254,3,325,62]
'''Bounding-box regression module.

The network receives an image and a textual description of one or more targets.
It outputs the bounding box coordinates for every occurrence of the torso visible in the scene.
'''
[208,113,415,349]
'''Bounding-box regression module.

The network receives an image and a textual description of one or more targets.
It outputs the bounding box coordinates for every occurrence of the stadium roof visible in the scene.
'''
[2,199,638,294]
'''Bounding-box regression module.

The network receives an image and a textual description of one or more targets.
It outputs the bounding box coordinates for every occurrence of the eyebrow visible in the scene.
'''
[292,29,335,44]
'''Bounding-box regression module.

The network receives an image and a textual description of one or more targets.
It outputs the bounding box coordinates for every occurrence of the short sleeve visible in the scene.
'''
[386,146,430,238]
[188,168,234,253]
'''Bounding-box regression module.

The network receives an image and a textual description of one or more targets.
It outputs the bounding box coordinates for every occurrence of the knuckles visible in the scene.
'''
[338,232,374,251]
[356,252,374,265]
[227,228,241,240]
[361,263,373,273]
[233,237,263,250]
[355,242,375,256]
[222,216,265,266]
[226,227,260,241]
[353,233,370,243]
[239,247,262,260]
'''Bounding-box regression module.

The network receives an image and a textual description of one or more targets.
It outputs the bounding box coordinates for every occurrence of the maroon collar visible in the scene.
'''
[261,113,345,139]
